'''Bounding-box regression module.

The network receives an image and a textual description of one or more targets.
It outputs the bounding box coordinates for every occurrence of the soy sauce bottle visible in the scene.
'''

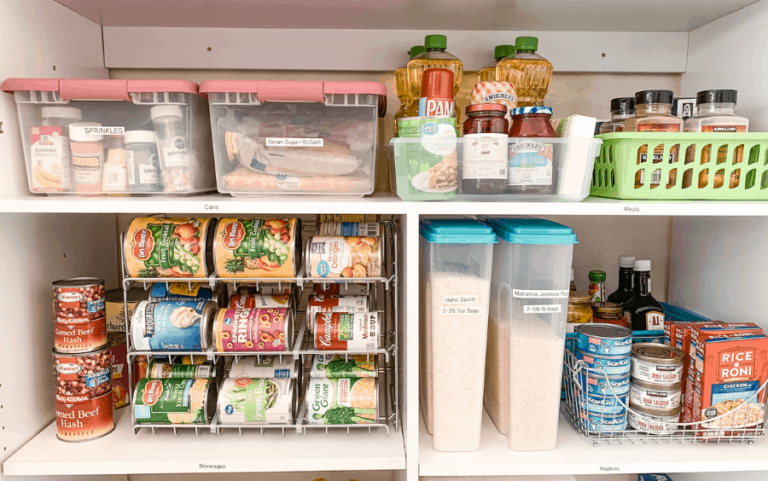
[606,255,635,305]
[623,260,665,331]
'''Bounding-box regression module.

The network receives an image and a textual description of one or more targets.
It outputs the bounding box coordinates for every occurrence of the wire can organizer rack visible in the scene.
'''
[120,219,400,436]
[562,350,768,446]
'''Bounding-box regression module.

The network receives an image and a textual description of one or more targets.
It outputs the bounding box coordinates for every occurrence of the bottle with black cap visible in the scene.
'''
[599,97,636,134]
[624,90,683,189]
[606,255,635,306]
[623,259,665,331]
[684,89,749,189]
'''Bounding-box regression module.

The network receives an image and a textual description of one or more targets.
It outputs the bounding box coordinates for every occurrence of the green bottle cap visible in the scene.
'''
[409,45,426,59]
[494,44,516,59]
[515,36,538,52]
[425,34,447,50]
[589,270,607,282]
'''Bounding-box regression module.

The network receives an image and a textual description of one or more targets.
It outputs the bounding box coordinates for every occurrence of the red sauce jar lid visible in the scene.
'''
[421,68,454,99]
[466,103,507,114]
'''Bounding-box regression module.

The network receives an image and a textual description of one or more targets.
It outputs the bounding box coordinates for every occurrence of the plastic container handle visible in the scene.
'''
[256,81,324,103]
[59,79,131,102]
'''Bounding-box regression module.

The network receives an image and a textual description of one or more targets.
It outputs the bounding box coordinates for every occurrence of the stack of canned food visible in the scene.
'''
[52,278,114,442]
[628,344,685,434]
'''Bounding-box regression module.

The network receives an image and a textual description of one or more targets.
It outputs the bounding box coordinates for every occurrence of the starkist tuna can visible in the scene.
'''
[576,350,631,376]
[580,373,631,397]
[579,411,628,432]
[130,300,216,351]
[576,324,632,356]
[581,392,629,415]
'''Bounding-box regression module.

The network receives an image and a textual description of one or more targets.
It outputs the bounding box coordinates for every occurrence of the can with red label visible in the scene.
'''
[229,293,293,310]
[214,307,294,352]
[313,283,370,296]
[314,312,381,351]
[108,332,129,409]
[307,295,369,333]
[53,278,108,353]
[53,346,115,442]
[418,68,456,117]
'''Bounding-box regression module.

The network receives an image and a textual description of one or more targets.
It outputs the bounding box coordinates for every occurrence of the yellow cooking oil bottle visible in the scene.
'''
[496,36,553,107]
[478,44,516,82]
[406,34,464,123]
[394,45,425,137]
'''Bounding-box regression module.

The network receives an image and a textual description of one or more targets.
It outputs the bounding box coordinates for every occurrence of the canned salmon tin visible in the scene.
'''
[53,346,115,442]
[53,278,108,353]
[227,356,299,379]
[307,295,369,332]
[130,300,216,351]
[313,283,370,296]
[306,236,382,279]
[627,405,680,434]
[214,218,301,278]
[581,392,629,415]
[631,344,684,384]
[150,282,227,306]
[314,312,381,351]
[214,308,293,352]
[108,332,129,409]
[307,377,378,425]
[310,354,378,378]
[134,378,216,425]
[576,324,632,357]
[629,379,682,410]
[580,373,631,396]
[218,377,296,425]
[124,217,215,278]
[319,222,381,237]
[576,350,631,376]
[579,411,628,432]
[148,359,216,379]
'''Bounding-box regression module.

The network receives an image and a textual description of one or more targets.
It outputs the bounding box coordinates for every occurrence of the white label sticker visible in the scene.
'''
[275,176,301,191]
[443,295,478,304]
[646,312,665,330]
[71,126,125,136]
[266,138,324,147]
[139,164,159,184]
[421,123,457,156]
[462,135,508,180]
[441,306,483,316]
[513,289,570,299]
[524,304,563,314]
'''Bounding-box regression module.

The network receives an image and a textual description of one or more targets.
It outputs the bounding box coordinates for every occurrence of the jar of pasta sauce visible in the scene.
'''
[507,106,557,195]
[461,104,509,195]
[591,302,629,329]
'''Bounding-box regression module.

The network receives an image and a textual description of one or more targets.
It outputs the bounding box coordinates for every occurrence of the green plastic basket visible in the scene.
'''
[591,133,768,200]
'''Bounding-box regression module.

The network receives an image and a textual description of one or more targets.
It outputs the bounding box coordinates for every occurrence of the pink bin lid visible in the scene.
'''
[198,80,387,102]
[2,78,200,101]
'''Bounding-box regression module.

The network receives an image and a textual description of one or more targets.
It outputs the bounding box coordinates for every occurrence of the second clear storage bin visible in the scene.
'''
[419,218,497,452]
[199,80,387,196]
[1,78,214,195]
[483,218,577,451]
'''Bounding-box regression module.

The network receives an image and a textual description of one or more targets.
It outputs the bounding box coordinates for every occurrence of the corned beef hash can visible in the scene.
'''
[314,312,381,351]
[53,278,107,353]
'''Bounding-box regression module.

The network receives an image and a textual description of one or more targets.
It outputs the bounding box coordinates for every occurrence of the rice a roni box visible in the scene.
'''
[690,332,768,437]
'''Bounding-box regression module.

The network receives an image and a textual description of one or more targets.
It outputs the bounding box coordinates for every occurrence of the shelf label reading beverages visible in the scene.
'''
[441,306,483,316]
[443,295,479,304]
[524,304,562,314]
[198,463,226,470]
[513,289,569,299]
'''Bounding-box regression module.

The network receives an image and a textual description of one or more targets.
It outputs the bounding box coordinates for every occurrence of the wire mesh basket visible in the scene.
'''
[562,350,768,446]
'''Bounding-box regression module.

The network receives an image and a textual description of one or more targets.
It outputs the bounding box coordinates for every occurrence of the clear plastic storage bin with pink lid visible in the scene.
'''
[198,80,386,196]
[1,78,214,196]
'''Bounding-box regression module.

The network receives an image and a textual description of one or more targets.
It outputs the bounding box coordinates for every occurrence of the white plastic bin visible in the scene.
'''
[420,218,497,451]
[199,80,387,196]
[484,218,576,451]
[1,78,214,195]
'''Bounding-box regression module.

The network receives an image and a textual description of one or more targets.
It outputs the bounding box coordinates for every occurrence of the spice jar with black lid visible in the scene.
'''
[599,97,635,134]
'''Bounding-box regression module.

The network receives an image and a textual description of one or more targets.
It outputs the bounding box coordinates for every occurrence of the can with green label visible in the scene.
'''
[218,377,296,425]
[133,378,216,425]
[148,359,217,379]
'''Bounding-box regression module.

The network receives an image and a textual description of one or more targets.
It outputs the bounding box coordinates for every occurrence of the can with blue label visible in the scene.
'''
[581,372,631,396]
[579,411,628,432]
[149,282,227,306]
[576,324,632,356]
[130,300,216,351]
[577,349,631,376]
[581,391,629,414]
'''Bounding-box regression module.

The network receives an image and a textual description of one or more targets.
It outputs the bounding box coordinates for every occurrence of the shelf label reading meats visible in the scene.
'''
[443,295,479,304]
[524,304,562,314]
[513,289,569,299]
[441,306,483,316]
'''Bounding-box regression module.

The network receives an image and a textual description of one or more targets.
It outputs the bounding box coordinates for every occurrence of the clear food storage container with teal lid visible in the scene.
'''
[419,218,497,452]
[483,218,577,451]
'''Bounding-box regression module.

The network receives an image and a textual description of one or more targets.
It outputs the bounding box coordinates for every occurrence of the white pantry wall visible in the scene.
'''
[682,0,768,130]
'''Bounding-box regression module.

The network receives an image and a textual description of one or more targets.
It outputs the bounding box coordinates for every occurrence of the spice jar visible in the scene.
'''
[151,105,190,193]
[461,104,509,195]
[623,90,683,189]
[591,302,629,329]
[568,292,593,324]
[69,122,105,194]
[125,130,162,193]
[507,106,557,195]
[31,106,82,193]
[599,97,635,134]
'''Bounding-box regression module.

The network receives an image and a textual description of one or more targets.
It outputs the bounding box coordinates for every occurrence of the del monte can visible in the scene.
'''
[214,217,301,278]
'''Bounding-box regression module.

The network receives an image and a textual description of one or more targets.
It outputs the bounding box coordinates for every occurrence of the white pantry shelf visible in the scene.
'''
[0,194,766,216]
[3,409,405,476]
[419,410,768,477]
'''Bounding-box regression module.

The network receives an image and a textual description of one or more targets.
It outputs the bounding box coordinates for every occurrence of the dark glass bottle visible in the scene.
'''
[623,260,665,331]
[461,104,509,195]
[606,255,635,305]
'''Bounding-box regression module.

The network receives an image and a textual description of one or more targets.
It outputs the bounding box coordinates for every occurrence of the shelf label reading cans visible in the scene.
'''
[443,295,479,304]
[441,306,483,315]
[523,304,562,314]
[513,289,570,299]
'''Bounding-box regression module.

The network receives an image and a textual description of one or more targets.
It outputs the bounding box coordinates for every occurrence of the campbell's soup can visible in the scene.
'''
[307,295,369,333]
[314,312,381,351]
[108,332,129,409]
[53,346,115,442]
[213,308,294,352]
[123,217,215,278]
[306,236,382,279]
[213,218,301,278]
[53,278,108,353]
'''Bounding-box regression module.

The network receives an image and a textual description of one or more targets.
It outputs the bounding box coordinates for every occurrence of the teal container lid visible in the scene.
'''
[420,219,498,244]
[485,218,578,245]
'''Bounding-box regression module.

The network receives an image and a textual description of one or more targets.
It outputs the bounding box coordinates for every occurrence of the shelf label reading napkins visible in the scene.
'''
[266,138,324,147]
[513,289,570,298]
